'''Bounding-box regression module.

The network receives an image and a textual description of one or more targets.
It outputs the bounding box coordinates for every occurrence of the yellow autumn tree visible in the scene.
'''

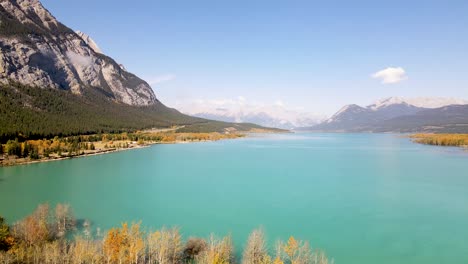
[103,225,125,263]
[196,234,234,264]
[128,222,145,264]
[103,222,145,264]
[278,236,330,264]
[147,227,182,264]
[12,204,51,246]
[242,228,272,264]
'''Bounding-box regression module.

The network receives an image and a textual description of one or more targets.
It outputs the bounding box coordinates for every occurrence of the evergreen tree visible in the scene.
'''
[6,139,21,157]
[22,142,31,158]
[29,147,40,160]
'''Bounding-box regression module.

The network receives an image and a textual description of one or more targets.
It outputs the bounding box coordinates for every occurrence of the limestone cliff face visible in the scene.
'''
[0,0,158,106]
[75,30,102,54]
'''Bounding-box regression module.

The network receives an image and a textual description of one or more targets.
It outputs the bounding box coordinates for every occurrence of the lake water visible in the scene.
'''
[1,133,468,263]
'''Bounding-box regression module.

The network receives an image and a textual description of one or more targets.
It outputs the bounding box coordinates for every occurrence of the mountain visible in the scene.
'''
[193,109,323,130]
[373,105,468,133]
[367,97,468,110]
[0,0,158,106]
[301,97,468,133]
[176,99,325,129]
[75,30,102,54]
[0,0,277,140]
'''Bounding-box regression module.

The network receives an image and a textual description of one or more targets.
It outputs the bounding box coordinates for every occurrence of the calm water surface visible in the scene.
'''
[1,133,468,264]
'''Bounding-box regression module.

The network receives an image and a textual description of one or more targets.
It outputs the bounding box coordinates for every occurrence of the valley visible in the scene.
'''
[1,0,468,264]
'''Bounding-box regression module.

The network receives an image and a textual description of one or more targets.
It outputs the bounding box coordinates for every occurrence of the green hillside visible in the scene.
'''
[0,82,278,142]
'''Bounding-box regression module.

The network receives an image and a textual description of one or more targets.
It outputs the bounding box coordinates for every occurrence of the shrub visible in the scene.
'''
[183,237,207,262]
[0,217,14,251]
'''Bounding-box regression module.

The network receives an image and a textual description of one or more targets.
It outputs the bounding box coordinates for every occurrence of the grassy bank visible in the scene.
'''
[0,131,244,167]
[0,204,331,264]
[410,133,468,148]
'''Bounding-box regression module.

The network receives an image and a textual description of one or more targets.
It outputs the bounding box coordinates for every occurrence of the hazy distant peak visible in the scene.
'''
[368,96,468,110]
[368,97,407,110]
[76,30,103,54]
[403,97,468,108]
[326,104,367,123]
[174,98,326,129]
[334,104,365,115]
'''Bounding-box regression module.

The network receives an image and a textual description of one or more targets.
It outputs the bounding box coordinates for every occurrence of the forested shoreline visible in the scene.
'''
[0,204,331,264]
[0,131,244,167]
[0,82,277,143]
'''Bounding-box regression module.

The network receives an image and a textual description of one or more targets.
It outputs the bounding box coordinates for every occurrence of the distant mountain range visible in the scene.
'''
[298,97,468,133]
[1,0,465,136]
[176,100,326,129]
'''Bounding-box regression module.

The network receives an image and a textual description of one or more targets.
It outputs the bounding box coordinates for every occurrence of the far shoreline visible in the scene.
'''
[0,129,264,168]
[4,132,466,168]
[0,136,245,168]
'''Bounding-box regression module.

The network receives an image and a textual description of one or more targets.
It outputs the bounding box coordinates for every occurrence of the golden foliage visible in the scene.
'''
[12,204,51,246]
[103,222,145,264]
[273,256,284,264]
[196,234,234,264]
[284,236,299,260]
[69,236,103,264]
[411,134,468,147]
[1,207,332,264]
[274,236,331,264]
[147,227,182,264]
[1,131,244,166]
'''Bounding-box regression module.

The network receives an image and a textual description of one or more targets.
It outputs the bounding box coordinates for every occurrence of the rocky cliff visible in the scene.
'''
[0,0,157,106]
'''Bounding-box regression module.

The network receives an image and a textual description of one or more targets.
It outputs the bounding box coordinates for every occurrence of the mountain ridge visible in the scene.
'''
[0,0,280,140]
[75,30,102,54]
[367,96,468,110]
[191,109,324,129]
[0,0,157,106]
[175,99,325,129]
[300,96,468,133]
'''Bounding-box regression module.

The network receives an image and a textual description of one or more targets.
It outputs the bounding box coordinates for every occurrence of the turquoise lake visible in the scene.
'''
[1,133,468,263]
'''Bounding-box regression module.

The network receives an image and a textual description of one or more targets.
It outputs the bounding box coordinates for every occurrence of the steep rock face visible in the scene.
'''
[75,30,102,54]
[0,0,157,106]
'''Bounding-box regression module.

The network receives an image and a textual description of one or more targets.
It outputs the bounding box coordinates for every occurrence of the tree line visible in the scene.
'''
[0,81,203,143]
[0,81,267,144]
[0,132,243,166]
[0,204,331,264]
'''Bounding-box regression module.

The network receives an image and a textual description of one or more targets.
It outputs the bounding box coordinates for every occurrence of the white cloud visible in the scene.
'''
[274,100,285,107]
[66,51,93,68]
[146,74,176,86]
[372,67,407,84]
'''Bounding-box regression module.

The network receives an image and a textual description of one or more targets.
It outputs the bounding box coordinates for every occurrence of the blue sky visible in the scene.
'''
[42,0,468,115]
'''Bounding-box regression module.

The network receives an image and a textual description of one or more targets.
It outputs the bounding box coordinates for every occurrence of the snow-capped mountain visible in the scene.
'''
[174,98,326,129]
[326,104,370,123]
[302,96,468,133]
[368,97,468,110]
[194,110,323,129]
